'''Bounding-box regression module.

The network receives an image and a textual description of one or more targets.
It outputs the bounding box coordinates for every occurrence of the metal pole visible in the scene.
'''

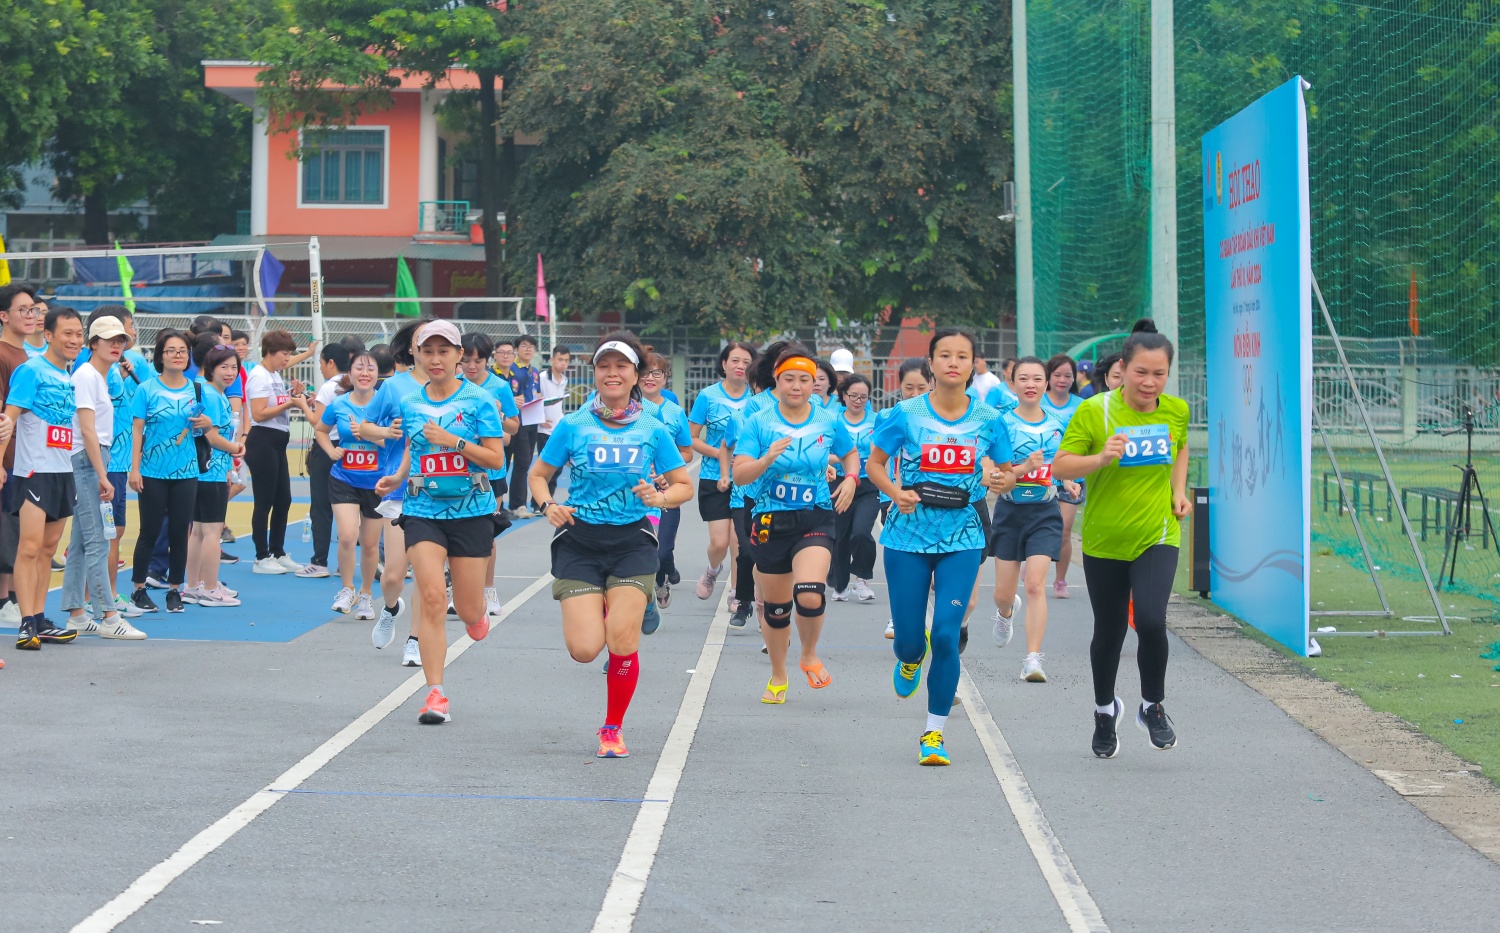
[1151,0,1179,395]
[1311,402,1393,616]
[1313,274,1449,634]
[308,236,324,388]
[1012,0,1035,356]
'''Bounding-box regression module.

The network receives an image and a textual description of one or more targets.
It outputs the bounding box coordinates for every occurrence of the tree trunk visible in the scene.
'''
[477,69,504,298]
[82,187,110,246]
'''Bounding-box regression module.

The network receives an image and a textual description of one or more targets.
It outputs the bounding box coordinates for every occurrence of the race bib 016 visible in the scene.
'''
[587,442,644,474]
[342,448,379,472]
[1116,424,1173,467]
[419,451,469,476]
[920,442,976,475]
[768,478,816,506]
[46,425,73,450]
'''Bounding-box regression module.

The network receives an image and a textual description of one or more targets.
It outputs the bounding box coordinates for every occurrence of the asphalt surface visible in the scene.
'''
[4,513,1500,932]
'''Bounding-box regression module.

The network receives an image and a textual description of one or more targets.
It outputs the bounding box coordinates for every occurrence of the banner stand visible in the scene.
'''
[1312,273,1450,637]
[1311,400,1393,619]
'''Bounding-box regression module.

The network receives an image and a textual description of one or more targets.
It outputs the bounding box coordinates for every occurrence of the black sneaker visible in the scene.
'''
[220,527,236,544]
[15,618,41,650]
[220,549,239,565]
[728,605,751,631]
[1093,698,1123,759]
[35,617,77,644]
[1136,702,1178,749]
[132,589,160,614]
[958,621,970,655]
[668,569,681,585]
[165,590,184,613]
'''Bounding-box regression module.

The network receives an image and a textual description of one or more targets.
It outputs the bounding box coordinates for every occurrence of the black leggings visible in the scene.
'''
[133,477,197,587]
[731,502,756,607]
[830,479,879,591]
[507,424,539,510]
[1083,544,1178,707]
[245,426,292,560]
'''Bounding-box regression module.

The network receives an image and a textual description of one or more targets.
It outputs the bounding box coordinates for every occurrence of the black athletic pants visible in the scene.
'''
[829,479,879,592]
[133,477,197,587]
[731,501,756,607]
[1083,544,1178,707]
[507,424,539,510]
[306,443,333,567]
[245,426,292,560]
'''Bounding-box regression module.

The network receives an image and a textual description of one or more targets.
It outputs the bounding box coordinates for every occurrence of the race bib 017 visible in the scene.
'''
[1116,424,1173,467]
[587,442,644,474]
[920,442,976,475]
[419,451,469,476]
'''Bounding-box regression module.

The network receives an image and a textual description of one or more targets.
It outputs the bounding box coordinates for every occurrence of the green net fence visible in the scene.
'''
[1027,0,1500,622]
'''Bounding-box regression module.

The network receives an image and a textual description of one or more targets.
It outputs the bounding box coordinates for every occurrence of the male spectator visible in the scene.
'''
[537,345,571,506]
[505,334,543,518]
[300,342,352,578]
[23,297,49,358]
[0,285,40,625]
[971,351,1002,401]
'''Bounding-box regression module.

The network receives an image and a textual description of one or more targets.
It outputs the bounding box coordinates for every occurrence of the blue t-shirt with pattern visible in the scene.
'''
[1003,408,1066,497]
[644,397,692,452]
[687,382,752,483]
[197,379,235,483]
[368,371,423,500]
[398,381,507,520]
[131,376,199,480]
[735,404,854,513]
[107,349,153,473]
[540,410,685,526]
[8,355,78,475]
[872,395,1012,553]
[472,371,520,482]
[321,393,385,489]
[1041,391,1083,429]
[839,410,876,479]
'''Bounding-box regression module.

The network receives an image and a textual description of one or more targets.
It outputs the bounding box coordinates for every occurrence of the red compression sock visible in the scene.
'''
[605,652,640,726]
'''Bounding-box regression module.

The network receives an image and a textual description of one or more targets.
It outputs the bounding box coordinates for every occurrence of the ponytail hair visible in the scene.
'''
[1121,318,1174,366]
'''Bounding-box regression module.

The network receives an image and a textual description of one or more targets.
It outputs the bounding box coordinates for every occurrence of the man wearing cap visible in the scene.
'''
[1076,358,1099,398]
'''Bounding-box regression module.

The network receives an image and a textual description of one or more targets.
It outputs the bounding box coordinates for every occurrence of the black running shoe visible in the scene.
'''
[958,621,970,655]
[35,618,77,644]
[15,618,41,650]
[165,589,184,613]
[1136,702,1178,750]
[220,549,239,565]
[1093,698,1123,759]
[728,605,750,631]
[668,569,681,585]
[131,588,160,614]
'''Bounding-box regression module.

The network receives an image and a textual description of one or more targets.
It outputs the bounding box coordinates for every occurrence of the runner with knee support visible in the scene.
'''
[868,328,1014,765]
[722,341,789,637]
[687,342,756,601]
[531,332,692,758]
[732,345,859,704]
[640,351,693,612]
[1054,319,1191,758]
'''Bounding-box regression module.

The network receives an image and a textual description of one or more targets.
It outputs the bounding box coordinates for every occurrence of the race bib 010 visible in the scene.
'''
[419,451,469,476]
[920,442,976,475]
[1116,424,1173,467]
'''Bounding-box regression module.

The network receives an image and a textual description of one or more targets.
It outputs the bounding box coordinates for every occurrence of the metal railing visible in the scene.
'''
[417,200,471,235]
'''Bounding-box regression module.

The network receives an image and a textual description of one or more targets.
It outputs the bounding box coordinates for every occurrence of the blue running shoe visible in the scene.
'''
[919,730,950,766]
[892,631,928,699]
[641,600,661,635]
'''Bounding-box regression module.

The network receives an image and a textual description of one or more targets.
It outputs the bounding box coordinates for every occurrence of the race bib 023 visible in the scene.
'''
[920,442,976,475]
[1116,424,1173,467]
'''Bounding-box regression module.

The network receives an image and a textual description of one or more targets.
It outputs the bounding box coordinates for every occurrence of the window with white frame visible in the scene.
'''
[301,128,385,205]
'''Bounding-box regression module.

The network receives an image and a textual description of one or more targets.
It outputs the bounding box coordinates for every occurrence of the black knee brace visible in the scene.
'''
[793,581,827,617]
[764,599,794,629]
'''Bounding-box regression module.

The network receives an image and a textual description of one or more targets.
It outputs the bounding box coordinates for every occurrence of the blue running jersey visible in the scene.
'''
[1041,392,1083,429]
[1003,408,1066,498]
[540,410,685,525]
[872,395,1012,553]
[472,371,520,481]
[8,355,77,475]
[644,397,692,451]
[321,393,386,489]
[130,377,199,480]
[688,382,752,483]
[107,349,152,473]
[196,379,235,483]
[398,381,507,520]
[369,371,423,500]
[735,404,853,513]
[839,410,875,479]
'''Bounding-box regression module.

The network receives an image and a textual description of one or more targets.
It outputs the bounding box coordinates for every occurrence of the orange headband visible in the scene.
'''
[774,356,818,379]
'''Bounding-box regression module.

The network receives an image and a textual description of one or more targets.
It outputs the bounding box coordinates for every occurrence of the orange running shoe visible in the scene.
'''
[418,688,451,724]
[466,616,490,642]
[596,725,629,758]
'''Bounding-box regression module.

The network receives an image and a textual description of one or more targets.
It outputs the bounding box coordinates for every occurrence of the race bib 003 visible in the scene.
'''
[920,442,976,475]
[1116,424,1172,467]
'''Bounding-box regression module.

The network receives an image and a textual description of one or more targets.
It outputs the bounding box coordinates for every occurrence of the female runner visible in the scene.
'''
[988,357,1076,683]
[374,321,508,725]
[878,358,932,638]
[723,341,787,632]
[687,342,756,601]
[182,343,245,607]
[868,329,1013,765]
[1054,320,1190,757]
[1042,354,1084,597]
[530,332,692,758]
[640,351,694,609]
[732,345,858,703]
[828,374,878,602]
[317,351,389,620]
[459,333,520,618]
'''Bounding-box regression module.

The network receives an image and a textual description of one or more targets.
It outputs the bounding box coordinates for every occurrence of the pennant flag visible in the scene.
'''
[253,249,286,317]
[0,234,11,286]
[536,253,549,320]
[395,255,421,317]
[1407,267,1420,337]
[115,241,136,313]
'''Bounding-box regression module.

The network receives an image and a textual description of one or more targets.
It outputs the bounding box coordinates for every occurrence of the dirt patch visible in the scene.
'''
[1168,595,1500,864]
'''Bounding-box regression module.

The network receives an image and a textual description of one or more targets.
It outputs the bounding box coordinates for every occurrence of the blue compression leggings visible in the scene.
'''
[884,547,985,716]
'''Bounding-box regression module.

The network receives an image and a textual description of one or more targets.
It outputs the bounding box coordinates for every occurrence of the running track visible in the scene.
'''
[4,516,1499,931]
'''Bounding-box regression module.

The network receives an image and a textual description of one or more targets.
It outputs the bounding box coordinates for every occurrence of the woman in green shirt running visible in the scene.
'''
[1055,319,1191,759]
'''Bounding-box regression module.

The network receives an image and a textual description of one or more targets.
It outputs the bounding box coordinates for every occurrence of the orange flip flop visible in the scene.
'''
[800,660,832,689]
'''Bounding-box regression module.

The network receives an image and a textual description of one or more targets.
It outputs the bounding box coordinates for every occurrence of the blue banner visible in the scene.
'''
[1202,77,1313,656]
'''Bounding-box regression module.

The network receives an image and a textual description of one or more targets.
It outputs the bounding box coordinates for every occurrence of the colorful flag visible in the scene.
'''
[536,253,549,320]
[254,249,286,316]
[115,241,136,312]
[395,255,421,317]
[0,234,11,286]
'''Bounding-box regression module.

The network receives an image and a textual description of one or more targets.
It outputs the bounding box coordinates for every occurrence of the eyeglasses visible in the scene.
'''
[6,306,40,318]
[163,347,190,356]
[844,393,869,402]
[644,369,666,379]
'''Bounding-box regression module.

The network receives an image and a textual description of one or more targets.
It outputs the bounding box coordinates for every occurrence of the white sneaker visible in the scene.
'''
[830,587,849,602]
[884,618,895,639]
[512,506,536,519]
[484,587,502,618]
[992,594,1021,648]
[331,586,357,614]
[99,616,148,640]
[253,557,288,575]
[373,598,403,649]
[114,593,145,619]
[277,554,305,573]
[354,593,375,621]
[144,575,170,590]
[1021,651,1047,682]
[851,578,876,601]
[66,615,101,635]
[0,601,19,626]
[179,585,203,605]
[401,636,421,667]
[296,562,330,578]
[199,586,242,607]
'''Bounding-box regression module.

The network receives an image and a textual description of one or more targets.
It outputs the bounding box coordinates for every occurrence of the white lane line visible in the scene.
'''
[957,668,1111,933]
[70,573,555,933]
[591,589,731,933]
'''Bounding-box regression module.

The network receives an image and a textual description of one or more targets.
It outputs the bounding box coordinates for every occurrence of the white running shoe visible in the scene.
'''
[485,587,502,618]
[99,616,148,640]
[296,562,330,578]
[851,577,876,601]
[144,575,170,590]
[65,615,100,635]
[0,601,18,626]
[1021,652,1048,682]
[446,585,458,619]
[114,593,145,618]
[331,586,357,614]
[401,636,421,667]
[253,557,288,575]
[198,586,242,607]
[353,593,376,621]
[373,598,403,649]
[992,594,1021,648]
[830,587,849,602]
[179,585,203,605]
[278,554,306,574]
[884,618,895,639]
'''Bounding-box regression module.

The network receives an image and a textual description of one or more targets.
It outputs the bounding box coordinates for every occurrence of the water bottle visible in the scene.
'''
[101,500,116,540]
[187,400,206,437]
[301,517,312,542]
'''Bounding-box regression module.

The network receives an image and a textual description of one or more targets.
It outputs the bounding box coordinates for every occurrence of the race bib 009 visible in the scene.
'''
[1116,424,1173,467]
[920,442,976,475]
[342,448,379,472]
